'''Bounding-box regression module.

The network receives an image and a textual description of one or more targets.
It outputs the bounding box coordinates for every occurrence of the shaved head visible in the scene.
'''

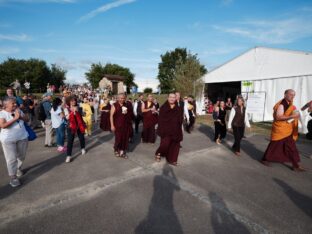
[284,89,295,95]
[117,93,126,104]
[284,89,296,102]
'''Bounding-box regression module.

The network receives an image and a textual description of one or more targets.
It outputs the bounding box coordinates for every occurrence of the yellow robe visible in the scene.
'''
[271,100,298,141]
[81,103,93,135]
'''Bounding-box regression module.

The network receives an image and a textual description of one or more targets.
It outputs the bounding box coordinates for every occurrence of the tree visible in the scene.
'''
[143,87,153,93]
[50,64,67,89]
[157,48,187,93]
[0,58,66,93]
[85,63,136,92]
[85,63,105,89]
[173,53,207,97]
[157,48,207,94]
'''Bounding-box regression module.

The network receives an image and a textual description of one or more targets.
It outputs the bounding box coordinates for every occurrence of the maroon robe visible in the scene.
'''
[156,101,183,164]
[113,102,133,152]
[262,99,300,168]
[100,103,111,131]
[142,101,158,143]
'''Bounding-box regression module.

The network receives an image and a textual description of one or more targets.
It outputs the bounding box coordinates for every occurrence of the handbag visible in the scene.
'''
[24,122,37,141]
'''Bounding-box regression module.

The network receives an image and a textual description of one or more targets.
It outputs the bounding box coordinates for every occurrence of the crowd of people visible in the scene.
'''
[0,85,311,187]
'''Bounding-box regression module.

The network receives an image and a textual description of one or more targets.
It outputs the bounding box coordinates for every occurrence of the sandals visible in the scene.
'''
[114,151,120,157]
[115,150,128,159]
[169,162,178,166]
[120,153,128,159]
[155,154,161,162]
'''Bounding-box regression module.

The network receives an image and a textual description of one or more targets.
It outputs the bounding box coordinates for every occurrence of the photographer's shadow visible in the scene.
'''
[135,164,183,234]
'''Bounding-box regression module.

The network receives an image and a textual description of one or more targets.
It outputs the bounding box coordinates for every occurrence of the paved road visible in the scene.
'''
[0,124,311,234]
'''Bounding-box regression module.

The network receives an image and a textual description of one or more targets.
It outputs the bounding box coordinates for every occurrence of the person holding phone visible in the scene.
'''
[0,97,29,187]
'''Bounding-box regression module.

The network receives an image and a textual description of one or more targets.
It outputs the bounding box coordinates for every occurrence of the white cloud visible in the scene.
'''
[78,0,136,23]
[135,78,159,92]
[0,47,20,54]
[213,16,312,44]
[0,33,31,41]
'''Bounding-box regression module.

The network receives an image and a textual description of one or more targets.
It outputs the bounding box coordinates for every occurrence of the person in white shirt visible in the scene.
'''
[93,97,99,123]
[0,97,29,187]
[51,97,66,152]
[227,96,251,156]
[133,94,144,134]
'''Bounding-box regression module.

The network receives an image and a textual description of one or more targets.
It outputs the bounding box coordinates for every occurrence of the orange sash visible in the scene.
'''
[271,100,298,141]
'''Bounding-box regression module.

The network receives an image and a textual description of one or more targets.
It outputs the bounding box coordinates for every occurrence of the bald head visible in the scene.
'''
[284,89,296,103]
[117,93,126,104]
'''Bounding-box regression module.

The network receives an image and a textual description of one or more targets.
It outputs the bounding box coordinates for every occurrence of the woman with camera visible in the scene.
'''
[0,97,29,187]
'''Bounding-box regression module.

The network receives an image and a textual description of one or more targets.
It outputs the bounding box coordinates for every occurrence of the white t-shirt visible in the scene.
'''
[0,110,28,143]
[51,106,64,129]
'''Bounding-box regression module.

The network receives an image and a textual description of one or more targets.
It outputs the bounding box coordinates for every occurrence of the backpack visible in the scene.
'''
[38,102,47,121]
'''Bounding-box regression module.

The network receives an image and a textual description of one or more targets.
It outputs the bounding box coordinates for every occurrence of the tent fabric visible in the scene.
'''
[202,47,312,133]
[251,76,312,124]
[204,47,312,83]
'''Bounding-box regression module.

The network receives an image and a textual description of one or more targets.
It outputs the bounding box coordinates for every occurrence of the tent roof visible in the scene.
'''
[204,47,312,83]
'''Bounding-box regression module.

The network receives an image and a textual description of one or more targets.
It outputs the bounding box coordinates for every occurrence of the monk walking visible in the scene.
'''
[100,98,111,132]
[141,94,158,144]
[110,94,133,159]
[261,89,305,171]
[155,93,183,166]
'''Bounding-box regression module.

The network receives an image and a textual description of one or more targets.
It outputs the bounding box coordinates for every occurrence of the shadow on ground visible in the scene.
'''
[209,192,250,234]
[0,152,64,200]
[274,178,312,218]
[197,123,215,142]
[135,164,183,234]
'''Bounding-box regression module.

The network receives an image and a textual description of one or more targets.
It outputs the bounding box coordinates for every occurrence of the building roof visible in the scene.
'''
[204,47,312,83]
[103,74,126,82]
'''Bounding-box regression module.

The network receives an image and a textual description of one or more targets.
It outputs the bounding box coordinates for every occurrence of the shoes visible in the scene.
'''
[16,169,24,177]
[10,178,21,188]
[65,156,71,163]
[260,160,271,167]
[57,146,67,152]
[81,149,86,155]
[293,167,306,172]
[234,151,241,156]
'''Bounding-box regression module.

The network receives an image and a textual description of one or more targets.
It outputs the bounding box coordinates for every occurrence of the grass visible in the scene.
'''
[128,93,168,104]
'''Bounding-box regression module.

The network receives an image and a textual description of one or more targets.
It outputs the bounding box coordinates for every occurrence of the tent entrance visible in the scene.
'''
[206,81,241,103]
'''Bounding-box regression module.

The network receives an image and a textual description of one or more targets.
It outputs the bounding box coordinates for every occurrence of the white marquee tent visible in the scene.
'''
[202,47,312,132]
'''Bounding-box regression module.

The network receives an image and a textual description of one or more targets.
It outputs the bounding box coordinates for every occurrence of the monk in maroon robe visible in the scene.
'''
[110,94,133,158]
[142,94,158,143]
[100,99,111,131]
[155,93,183,165]
[261,89,305,171]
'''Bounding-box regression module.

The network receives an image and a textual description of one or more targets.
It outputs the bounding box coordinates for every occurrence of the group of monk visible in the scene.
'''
[98,92,183,165]
[98,89,307,171]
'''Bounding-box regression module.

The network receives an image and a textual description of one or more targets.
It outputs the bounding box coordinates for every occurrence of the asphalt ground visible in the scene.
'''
[0,123,311,234]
